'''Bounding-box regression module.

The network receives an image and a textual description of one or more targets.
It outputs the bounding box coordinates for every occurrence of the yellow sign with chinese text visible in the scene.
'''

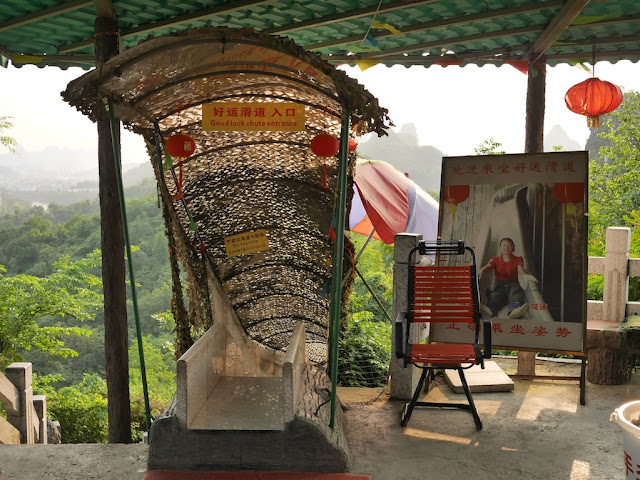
[224,230,269,258]
[202,102,305,131]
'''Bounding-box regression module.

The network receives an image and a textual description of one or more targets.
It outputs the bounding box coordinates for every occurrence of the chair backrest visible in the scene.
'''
[406,241,482,345]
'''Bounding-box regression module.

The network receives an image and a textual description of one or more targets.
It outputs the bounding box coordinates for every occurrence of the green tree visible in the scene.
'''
[589,90,640,240]
[474,138,506,155]
[586,91,640,302]
[0,251,103,368]
[0,115,17,153]
[0,191,171,382]
[338,311,391,387]
[36,373,109,443]
[339,235,394,387]
[129,335,176,440]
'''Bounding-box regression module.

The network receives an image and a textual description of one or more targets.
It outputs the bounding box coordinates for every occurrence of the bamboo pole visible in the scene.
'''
[328,112,350,429]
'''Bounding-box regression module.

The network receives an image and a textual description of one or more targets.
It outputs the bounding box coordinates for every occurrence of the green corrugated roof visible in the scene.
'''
[1,0,639,69]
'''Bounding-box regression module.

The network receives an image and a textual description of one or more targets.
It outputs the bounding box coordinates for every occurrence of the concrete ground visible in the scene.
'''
[0,357,638,480]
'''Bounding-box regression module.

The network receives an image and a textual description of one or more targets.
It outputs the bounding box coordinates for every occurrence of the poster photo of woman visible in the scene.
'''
[432,151,588,353]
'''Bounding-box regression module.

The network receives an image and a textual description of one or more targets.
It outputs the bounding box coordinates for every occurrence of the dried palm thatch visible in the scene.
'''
[63,27,391,364]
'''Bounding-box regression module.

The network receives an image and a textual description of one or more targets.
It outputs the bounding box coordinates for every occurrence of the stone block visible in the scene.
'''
[444,360,514,393]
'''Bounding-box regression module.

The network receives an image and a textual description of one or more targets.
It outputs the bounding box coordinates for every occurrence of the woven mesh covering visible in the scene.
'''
[63,27,391,364]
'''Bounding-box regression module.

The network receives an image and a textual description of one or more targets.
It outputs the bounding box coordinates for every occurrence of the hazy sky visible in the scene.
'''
[2,60,640,162]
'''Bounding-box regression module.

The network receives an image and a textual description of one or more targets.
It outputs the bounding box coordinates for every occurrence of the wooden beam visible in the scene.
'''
[93,0,115,18]
[326,45,640,66]
[6,52,94,66]
[526,0,591,61]
[59,0,274,53]
[0,0,91,33]
[547,47,640,61]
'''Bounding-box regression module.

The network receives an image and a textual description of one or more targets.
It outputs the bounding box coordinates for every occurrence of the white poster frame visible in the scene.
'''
[432,151,588,354]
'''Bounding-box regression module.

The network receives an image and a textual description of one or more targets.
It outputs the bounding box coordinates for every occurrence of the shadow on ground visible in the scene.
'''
[343,357,637,480]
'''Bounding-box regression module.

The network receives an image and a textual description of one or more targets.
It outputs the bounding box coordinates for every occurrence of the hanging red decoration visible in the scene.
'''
[444,185,470,205]
[553,183,583,204]
[310,134,340,157]
[165,133,196,201]
[553,182,583,215]
[166,133,196,158]
[443,184,470,216]
[311,134,339,189]
[348,138,358,153]
[565,78,623,129]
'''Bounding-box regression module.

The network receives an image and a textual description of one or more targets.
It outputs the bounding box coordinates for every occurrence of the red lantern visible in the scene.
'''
[311,134,339,189]
[310,134,340,157]
[553,183,583,204]
[166,133,196,158]
[165,133,196,201]
[444,185,470,205]
[443,185,470,216]
[553,182,583,215]
[348,138,358,153]
[565,78,623,128]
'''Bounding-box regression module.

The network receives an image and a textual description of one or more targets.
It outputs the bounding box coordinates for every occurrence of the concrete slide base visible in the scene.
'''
[148,365,350,473]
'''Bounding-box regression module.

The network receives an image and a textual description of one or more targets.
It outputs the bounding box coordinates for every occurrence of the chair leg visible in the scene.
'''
[401,368,429,427]
[458,368,483,430]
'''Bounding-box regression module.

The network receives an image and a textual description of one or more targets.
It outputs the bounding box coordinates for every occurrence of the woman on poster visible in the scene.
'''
[479,237,531,319]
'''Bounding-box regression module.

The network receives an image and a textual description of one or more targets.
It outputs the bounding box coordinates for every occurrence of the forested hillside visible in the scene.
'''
[0,184,171,383]
[0,173,397,440]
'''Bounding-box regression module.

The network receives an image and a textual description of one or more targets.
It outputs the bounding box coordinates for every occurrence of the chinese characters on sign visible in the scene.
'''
[202,102,305,132]
[224,230,269,258]
[445,320,572,338]
[445,155,581,185]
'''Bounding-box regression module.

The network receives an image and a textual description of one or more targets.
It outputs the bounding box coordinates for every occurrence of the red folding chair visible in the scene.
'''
[395,240,492,430]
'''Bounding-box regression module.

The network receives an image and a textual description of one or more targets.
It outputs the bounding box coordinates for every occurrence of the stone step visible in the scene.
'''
[444,360,514,393]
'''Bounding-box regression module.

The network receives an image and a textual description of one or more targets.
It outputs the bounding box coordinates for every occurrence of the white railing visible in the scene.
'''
[587,227,640,323]
[0,363,47,444]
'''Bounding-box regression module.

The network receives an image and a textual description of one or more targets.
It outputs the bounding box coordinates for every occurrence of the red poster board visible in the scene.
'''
[433,152,588,353]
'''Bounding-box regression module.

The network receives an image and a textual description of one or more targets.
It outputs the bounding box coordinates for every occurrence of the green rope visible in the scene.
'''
[105,99,152,434]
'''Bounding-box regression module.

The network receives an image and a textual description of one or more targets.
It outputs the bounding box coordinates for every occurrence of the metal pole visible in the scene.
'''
[541,185,546,291]
[561,203,566,322]
[106,99,152,433]
[328,111,350,429]
[355,265,392,323]
[341,227,376,290]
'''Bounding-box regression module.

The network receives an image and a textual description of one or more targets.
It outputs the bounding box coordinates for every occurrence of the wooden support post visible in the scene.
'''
[94,14,132,443]
[519,57,547,375]
[5,363,33,444]
[524,58,546,154]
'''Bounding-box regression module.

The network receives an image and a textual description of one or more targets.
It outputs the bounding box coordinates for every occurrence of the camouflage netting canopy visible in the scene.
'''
[63,27,391,364]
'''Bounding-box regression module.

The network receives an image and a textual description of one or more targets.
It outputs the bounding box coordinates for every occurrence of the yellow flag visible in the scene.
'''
[371,23,404,36]
[13,54,43,64]
[356,60,381,71]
